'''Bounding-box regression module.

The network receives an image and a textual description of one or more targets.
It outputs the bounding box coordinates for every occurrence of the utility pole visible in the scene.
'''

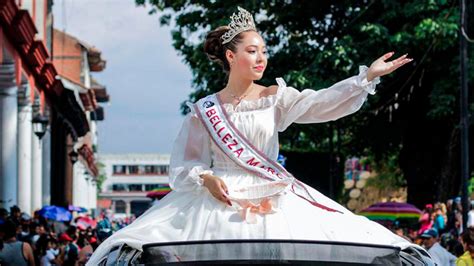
[460,0,470,230]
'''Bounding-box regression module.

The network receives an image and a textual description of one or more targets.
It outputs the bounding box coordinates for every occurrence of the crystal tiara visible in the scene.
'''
[221,6,257,44]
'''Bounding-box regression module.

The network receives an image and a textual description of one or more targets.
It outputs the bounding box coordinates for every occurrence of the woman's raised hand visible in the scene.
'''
[201,174,232,206]
[367,52,413,82]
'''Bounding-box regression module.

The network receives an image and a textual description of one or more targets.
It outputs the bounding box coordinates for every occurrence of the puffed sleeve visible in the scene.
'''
[169,103,213,192]
[276,65,381,132]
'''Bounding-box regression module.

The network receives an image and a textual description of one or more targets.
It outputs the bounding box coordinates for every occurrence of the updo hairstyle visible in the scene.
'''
[203,26,255,72]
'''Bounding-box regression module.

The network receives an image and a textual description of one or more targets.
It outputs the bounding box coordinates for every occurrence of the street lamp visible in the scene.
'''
[69,150,79,164]
[32,114,49,139]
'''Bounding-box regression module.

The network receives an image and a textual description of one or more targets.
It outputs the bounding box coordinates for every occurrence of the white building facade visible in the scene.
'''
[97,154,171,218]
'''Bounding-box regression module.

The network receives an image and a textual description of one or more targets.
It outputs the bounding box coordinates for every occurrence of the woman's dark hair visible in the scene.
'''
[461,229,474,252]
[203,26,255,72]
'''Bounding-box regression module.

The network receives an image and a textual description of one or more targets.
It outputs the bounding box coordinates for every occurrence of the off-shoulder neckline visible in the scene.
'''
[216,77,286,112]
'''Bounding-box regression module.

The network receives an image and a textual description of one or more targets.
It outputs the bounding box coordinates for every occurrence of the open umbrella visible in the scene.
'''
[76,216,97,230]
[146,185,172,199]
[359,202,422,221]
[38,206,72,222]
[68,205,88,213]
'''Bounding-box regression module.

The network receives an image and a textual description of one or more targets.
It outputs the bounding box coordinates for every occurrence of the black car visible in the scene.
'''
[96,239,434,265]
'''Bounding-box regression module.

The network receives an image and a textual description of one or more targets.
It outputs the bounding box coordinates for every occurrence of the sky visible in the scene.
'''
[52,0,193,154]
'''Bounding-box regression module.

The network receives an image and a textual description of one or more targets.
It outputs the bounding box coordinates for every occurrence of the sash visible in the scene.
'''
[193,93,343,214]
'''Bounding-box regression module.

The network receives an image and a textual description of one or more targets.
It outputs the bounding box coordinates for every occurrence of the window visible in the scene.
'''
[128,165,139,174]
[112,184,126,191]
[145,184,160,191]
[113,165,127,174]
[128,184,143,192]
[138,165,146,174]
[145,165,158,174]
[115,200,126,213]
[158,165,169,175]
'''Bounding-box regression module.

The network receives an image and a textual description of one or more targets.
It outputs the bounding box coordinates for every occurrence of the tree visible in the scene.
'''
[136,0,474,207]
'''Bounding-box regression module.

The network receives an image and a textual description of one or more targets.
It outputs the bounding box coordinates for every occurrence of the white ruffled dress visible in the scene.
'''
[88,66,413,264]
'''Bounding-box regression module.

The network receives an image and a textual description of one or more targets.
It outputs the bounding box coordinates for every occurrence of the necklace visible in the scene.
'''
[228,91,248,104]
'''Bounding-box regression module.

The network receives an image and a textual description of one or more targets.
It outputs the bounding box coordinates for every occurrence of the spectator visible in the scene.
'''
[420,228,456,266]
[456,230,474,266]
[59,232,78,266]
[10,205,21,224]
[96,211,113,242]
[0,219,36,266]
[433,203,446,233]
[419,204,434,235]
[36,234,61,266]
[467,201,474,230]
[0,208,8,221]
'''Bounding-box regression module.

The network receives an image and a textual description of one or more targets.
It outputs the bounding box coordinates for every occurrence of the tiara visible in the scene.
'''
[221,6,257,44]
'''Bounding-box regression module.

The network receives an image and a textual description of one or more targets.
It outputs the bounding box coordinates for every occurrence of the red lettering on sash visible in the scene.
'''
[246,157,260,167]
[267,167,275,174]
[234,148,244,158]
[212,120,222,131]
[227,139,238,150]
[222,133,232,144]
[206,108,216,118]
[216,127,225,137]
[210,115,220,124]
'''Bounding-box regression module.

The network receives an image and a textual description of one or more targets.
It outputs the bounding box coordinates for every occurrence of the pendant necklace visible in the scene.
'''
[228,91,248,105]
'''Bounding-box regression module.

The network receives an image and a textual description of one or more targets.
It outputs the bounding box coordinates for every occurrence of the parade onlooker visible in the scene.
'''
[456,230,474,266]
[466,201,474,230]
[37,234,61,266]
[433,203,446,233]
[419,204,434,235]
[10,205,22,224]
[0,219,36,266]
[96,211,113,242]
[59,232,78,266]
[420,228,456,266]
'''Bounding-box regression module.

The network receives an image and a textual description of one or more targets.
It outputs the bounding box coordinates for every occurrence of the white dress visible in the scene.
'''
[88,66,413,264]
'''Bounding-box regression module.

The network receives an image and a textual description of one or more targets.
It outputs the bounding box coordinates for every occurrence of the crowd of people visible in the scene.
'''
[3,197,474,265]
[0,205,133,265]
[392,197,474,265]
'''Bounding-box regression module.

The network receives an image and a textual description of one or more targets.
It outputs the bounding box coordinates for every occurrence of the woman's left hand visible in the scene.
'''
[367,52,413,81]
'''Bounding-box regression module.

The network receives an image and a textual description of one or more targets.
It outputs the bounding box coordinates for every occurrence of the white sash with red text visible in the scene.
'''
[193,94,343,214]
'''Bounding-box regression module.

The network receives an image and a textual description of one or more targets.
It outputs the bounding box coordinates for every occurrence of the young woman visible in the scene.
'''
[88,7,421,264]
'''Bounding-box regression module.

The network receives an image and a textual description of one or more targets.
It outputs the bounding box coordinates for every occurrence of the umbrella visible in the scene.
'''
[38,206,72,222]
[146,186,172,199]
[359,202,422,221]
[68,205,88,213]
[76,216,97,230]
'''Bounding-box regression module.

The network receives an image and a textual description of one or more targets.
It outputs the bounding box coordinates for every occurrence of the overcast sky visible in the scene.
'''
[52,0,193,154]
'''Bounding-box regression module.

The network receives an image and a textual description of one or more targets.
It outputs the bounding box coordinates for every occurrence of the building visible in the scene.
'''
[97,154,171,218]
[0,0,109,214]
[52,29,109,211]
[0,0,68,213]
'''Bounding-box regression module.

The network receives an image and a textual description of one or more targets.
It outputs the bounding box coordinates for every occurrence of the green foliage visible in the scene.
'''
[95,162,107,193]
[365,153,406,190]
[136,0,474,204]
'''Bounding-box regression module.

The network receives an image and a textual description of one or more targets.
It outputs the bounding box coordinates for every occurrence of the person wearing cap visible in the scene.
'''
[421,228,456,266]
[60,232,79,266]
